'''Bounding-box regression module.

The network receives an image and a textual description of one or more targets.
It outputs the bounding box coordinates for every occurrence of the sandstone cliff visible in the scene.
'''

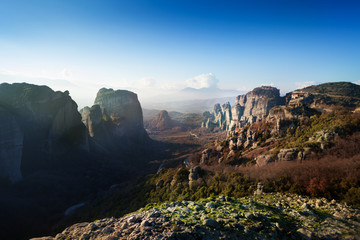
[202,86,283,130]
[81,88,148,151]
[0,83,87,182]
[202,83,360,131]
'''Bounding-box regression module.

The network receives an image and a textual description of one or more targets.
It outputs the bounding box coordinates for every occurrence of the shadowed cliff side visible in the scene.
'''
[81,88,149,152]
[0,83,88,182]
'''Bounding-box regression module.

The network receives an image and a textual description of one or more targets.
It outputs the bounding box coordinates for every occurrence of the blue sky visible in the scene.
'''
[0,0,360,107]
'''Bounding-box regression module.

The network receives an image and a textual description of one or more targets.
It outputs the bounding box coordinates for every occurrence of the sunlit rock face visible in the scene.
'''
[237,86,282,121]
[81,88,148,151]
[202,86,284,130]
[0,83,87,182]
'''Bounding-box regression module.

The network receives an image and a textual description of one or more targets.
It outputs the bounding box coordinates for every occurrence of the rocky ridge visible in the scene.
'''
[202,82,360,131]
[202,86,284,130]
[32,193,360,240]
[198,82,360,168]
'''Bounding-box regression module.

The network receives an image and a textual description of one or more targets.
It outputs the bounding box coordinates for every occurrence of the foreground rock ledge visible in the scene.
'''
[32,193,360,240]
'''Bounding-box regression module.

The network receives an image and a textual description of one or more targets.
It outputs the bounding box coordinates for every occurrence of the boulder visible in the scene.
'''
[188,166,201,181]
[229,138,237,150]
[277,148,299,162]
[255,155,274,167]
[254,182,264,195]
[298,148,312,161]
[203,218,220,228]
[200,149,211,164]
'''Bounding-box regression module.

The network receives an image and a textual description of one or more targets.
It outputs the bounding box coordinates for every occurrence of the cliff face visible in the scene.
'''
[238,86,282,119]
[0,107,23,182]
[94,88,144,127]
[202,83,360,131]
[267,82,360,122]
[81,88,148,151]
[202,86,283,130]
[146,110,175,131]
[0,83,87,182]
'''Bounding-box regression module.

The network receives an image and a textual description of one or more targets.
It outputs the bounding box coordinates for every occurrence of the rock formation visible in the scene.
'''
[145,110,175,131]
[202,83,360,132]
[300,82,360,108]
[202,86,284,130]
[0,83,87,182]
[80,88,148,151]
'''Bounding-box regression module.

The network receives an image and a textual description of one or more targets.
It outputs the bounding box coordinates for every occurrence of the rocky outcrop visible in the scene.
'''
[32,193,360,240]
[200,149,211,164]
[277,148,299,162]
[203,82,360,131]
[267,105,317,122]
[239,86,283,118]
[145,110,174,131]
[188,166,201,181]
[255,155,273,167]
[94,88,143,126]
[276,148,313,162]
[202,86,284,130]
[80,105,103,138]
[0,83,87,182]
[81,88,148,151]
[300,82,360,108]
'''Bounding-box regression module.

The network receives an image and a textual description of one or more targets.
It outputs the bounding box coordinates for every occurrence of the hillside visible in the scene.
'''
[301,82,360,97]
[32,193,360,240]
[298,82,360,108]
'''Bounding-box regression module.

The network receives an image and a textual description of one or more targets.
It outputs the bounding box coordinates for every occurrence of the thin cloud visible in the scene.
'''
[160,82,182,91]
[140,77,156,88]
[185,73,219,89]
[61,68,73,79]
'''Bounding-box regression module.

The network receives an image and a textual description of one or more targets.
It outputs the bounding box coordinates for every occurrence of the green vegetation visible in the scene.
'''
[134,170,359,209]
[301,82,360,107]
[281,111,360,149]
[56,193,360,239]
[131,193,359,239]
[302,82,360,97]
[120,111,360,214]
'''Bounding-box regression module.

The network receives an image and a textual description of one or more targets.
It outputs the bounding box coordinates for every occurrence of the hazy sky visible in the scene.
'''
[1,0,360,108]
